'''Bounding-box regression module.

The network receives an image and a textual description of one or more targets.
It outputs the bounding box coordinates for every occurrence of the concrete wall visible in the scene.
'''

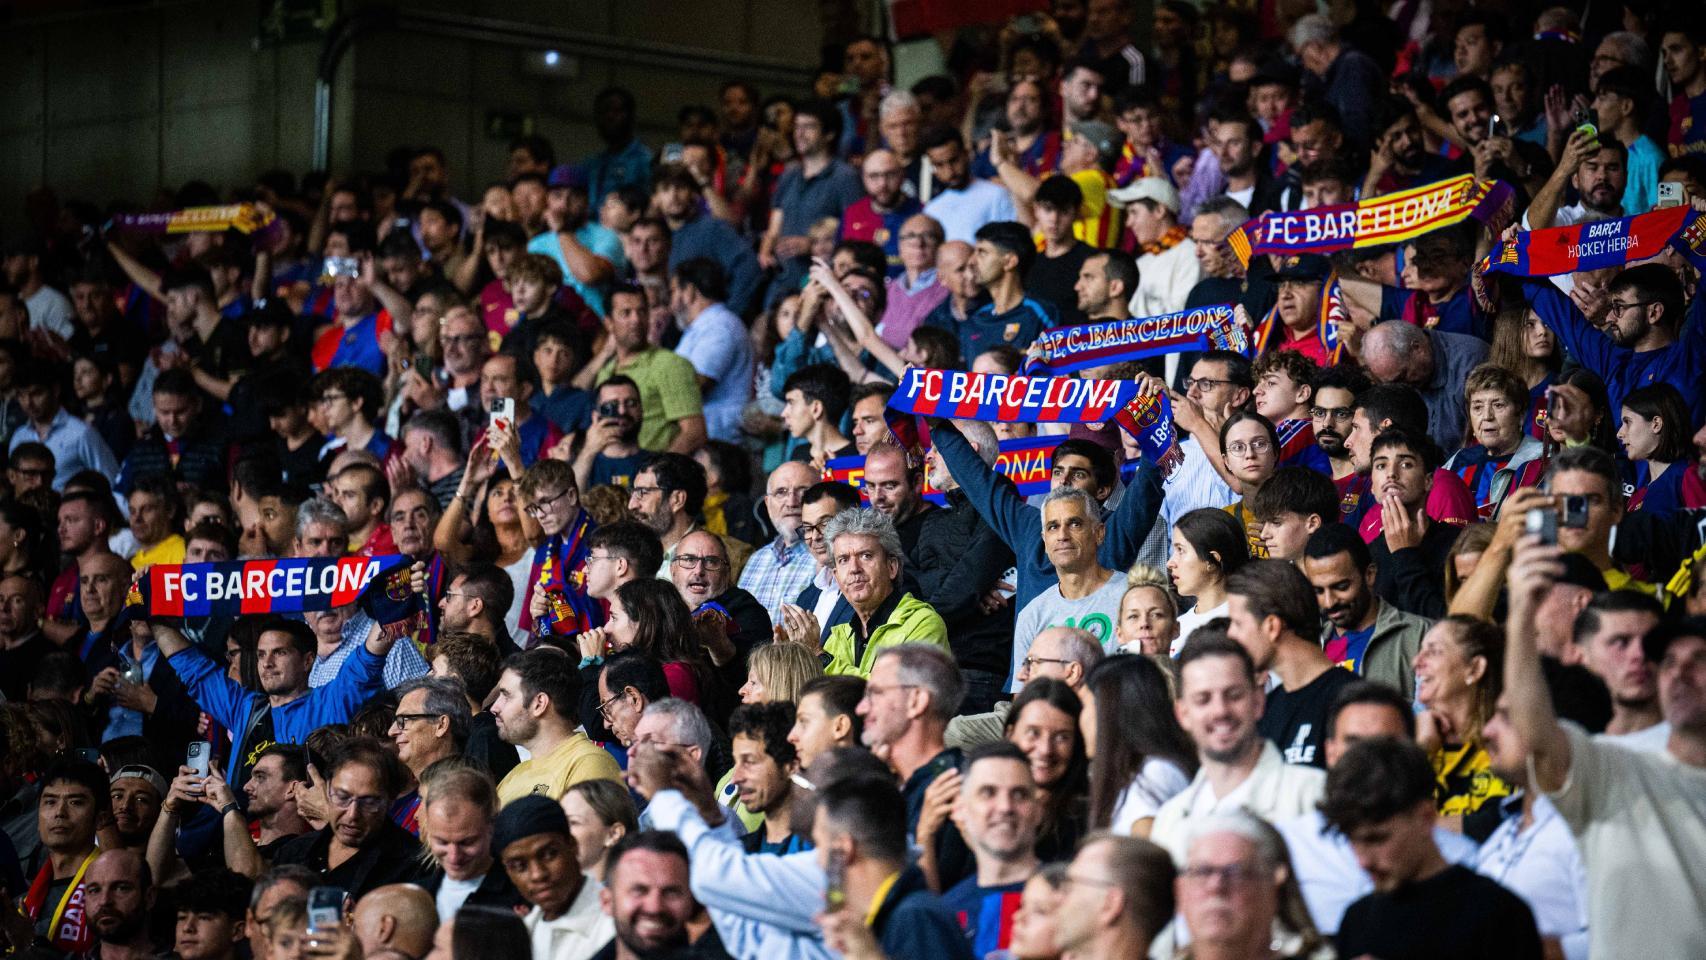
[0,0,822,239]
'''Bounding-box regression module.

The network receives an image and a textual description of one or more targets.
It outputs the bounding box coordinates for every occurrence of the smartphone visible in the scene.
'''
[72,748,102,765]
[1561,494,1590,529]
[489,396,515,429]
[1526,506,1558,546]
[323,256,360,280]
[121,661,145,686]
[1488,113,1504,139]
[413,354,433,379]
[1658,182,1685,208]
[306,886,347,933]
[1571,106,1598,146]
[824,848,848,911]
[186,740,212,779]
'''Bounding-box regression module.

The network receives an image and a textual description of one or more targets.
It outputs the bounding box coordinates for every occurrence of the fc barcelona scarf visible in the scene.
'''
[884,368,1184,477]
[826,435,1073,503]
[522,510,602,640]
[1229,175,1515,269]
[1478,205,1706,277]
[108,203,286,252]
[131,555,420,625]
[1022,305,1243,375]
[1252,277,1342,359]
[23,850,96,952]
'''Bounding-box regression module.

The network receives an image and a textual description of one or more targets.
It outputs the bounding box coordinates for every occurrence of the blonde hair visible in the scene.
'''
[747,642,823,703]
[1124,562,1179,619]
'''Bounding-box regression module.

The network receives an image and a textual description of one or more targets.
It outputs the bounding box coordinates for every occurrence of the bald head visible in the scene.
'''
[352,884,436,959]
[1024,625,1105,689]
[861,149,905,209]
[1361,320,1432,386]
[84,847,153,943]
[938,240,976,299]
[767,460,818,538]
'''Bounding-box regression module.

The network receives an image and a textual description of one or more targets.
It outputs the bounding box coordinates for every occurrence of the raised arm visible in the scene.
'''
[810,259,908,379]
[107,242,166,304]
[1504,534,1574,792]
[1525,128,1596,231]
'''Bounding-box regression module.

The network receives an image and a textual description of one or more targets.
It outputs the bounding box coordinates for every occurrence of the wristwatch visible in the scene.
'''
[220,801,243,819]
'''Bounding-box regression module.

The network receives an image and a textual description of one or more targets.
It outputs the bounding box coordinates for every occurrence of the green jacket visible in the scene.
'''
[824,592,950,677]
[1319,599,1431,698]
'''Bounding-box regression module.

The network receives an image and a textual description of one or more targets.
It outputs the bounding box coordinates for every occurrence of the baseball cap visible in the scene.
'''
[1109,176,1180,216]
[111,764,169,798]
[1271,254,1333,283]
[546,163,589,191]
[1069,120,1124,163]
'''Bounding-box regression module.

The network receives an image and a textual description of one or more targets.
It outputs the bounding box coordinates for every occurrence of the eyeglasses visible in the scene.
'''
[1226,439,1273,457]
[388,713,444,731]
[1021,655,1070,670]
[1180,863,1263,887]
[524,488,571,518]
[768,486,811,501]
[1311,405,1354,423]
[628,485,663,499]
[595,691,625,721]
[674,554,727,571]
[585,552,617,564]
[860,682,919,702]
[799,521,828,540]
[327,788,387,814]
[1605,299,1654,316]
[1183,376,1239,393]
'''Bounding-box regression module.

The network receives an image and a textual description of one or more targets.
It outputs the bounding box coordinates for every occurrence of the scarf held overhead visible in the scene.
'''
[133,554,418,620]
[887,368,1183,476]
[1228,175,1514,267]
[108,203,286,251]
[1023,304,1243,375]
[1478,204,1706,277]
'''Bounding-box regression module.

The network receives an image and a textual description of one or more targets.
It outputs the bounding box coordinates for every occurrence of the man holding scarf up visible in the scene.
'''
[0,759,106,953]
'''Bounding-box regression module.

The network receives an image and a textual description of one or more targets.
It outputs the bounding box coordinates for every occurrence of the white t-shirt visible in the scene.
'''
[1010,570,1129,690]
[1544,722,1706,960]
[435,873,484,922]
[1171,599,1229,656]
[1110,758,1192,834]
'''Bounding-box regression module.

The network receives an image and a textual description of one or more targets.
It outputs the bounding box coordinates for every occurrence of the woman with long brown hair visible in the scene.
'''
[1486,301,1562,441]
[1082,655,1197,838]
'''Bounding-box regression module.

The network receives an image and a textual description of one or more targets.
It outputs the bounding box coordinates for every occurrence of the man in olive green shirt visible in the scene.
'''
[582,282,707,452]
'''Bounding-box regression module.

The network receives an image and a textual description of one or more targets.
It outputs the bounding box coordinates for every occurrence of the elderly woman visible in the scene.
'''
[1444,365,1549,520]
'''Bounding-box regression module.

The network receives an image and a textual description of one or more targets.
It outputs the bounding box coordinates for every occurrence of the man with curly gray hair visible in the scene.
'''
[789,508,949,677]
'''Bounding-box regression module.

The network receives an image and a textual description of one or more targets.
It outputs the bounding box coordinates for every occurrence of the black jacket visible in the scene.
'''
[910,490,1015,675]
[115,427,226,495]
[1369,522,1462,620]
[273,820,433,897]
[421,863,524,913]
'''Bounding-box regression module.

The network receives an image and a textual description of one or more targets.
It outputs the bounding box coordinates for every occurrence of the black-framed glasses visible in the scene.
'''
[525,488,570,518]
[1605,299,1654,316]
[799,521,829,540]
[674,554,727,571]
[596,691,625,720]
[388,712,444,730]
[1183,376,1239,393]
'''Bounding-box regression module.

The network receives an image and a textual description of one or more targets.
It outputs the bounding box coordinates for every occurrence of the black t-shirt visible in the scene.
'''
[1337,865,1542,960]
[1025,242,1093,327]
[1258,665,1358,768]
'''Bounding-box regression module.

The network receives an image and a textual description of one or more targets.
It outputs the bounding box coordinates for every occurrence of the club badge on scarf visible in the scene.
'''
[132,555,419,622]
[1228,176,1515,268]
[1478,205,1703,277]
[1023,305,1238,375]
[1113,389,1185,477]
[108,203,286,251]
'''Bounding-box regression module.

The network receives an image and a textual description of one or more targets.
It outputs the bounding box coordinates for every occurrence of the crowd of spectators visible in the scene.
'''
[0,2,1704,959]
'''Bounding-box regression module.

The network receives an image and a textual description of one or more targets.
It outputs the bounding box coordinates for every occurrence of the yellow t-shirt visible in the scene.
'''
[497,732,623,807]
[131,535,186,572]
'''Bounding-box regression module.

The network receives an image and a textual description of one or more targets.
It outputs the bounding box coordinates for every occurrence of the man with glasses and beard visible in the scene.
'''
[1309,367,1371,514]
[671,530,769,664]
[273,738,430,897]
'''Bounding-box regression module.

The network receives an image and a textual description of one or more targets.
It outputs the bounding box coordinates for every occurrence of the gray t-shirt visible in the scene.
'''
[1009,570,1128,690]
